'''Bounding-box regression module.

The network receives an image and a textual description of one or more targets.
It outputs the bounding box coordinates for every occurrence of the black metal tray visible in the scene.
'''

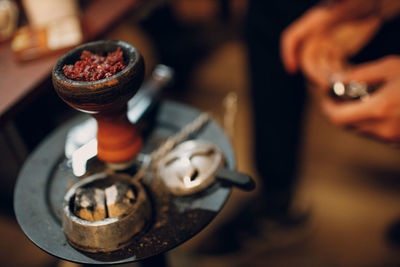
[14,101,235,265]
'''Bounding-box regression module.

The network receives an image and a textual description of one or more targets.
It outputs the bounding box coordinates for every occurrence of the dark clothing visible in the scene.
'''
[245,0,319,216]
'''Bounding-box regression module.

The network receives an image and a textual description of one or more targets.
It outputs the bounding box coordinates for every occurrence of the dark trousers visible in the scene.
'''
[245,0,318,216]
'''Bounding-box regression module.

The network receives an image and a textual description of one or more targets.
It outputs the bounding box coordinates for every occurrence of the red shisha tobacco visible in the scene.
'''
[63,47,126,82]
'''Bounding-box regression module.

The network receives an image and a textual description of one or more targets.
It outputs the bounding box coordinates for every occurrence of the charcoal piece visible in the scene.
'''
[73,187,106,221]
[104,182,136,218]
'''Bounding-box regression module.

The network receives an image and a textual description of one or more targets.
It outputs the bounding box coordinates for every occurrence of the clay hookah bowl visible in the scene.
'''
[52,40,145,165]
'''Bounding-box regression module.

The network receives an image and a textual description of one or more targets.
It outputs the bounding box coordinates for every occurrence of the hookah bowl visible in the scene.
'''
[52,40,145,164]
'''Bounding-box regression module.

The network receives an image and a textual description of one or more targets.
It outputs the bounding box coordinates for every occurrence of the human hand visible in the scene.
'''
[298,33,346,90]
[321,56,400,143]
[280,0,380,74]
[298,16,381,90]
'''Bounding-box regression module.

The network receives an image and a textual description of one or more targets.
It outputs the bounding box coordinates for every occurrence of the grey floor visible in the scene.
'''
[2,19,400,267]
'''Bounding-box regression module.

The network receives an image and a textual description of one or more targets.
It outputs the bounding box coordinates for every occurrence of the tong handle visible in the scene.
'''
[216,168,255,191]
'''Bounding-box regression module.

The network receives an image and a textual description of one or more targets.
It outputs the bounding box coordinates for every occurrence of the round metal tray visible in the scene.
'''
[14,101,235,265]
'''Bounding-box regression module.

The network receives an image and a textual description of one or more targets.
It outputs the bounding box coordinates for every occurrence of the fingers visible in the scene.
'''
[280,24,304,74]
[280,30,299,74]
[299,35,346,90]
[297,16,381,90]
[320,96,381,126]
[280,0,381,75]
[354,120,400,143]
[322,77,400,141]
[280,7,331,74]
[328,0,379,21]
[321,97,397,141]
[341,56,400,84]
[327,16,381,57]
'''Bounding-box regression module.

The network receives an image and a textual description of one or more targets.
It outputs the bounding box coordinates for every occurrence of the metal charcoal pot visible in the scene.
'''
[157,140,255,196]
[62,172,150,253]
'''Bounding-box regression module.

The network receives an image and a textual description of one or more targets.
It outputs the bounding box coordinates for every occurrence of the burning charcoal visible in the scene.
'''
[104,182,136,218]
[73,187,106,221]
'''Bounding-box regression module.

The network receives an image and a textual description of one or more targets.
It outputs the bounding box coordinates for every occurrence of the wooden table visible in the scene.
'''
[0,0,140,125]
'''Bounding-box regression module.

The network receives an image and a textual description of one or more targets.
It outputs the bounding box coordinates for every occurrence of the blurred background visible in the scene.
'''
[0,0,399,266]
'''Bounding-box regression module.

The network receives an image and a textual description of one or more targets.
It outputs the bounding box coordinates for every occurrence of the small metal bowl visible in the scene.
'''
[62,173,151,253]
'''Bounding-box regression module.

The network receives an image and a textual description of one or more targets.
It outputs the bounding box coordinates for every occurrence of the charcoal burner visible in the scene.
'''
[63,173,150,253]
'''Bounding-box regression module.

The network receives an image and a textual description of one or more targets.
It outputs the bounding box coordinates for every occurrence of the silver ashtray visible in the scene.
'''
[62,172,151,253]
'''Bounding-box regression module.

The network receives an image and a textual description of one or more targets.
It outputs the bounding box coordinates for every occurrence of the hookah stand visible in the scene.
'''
[14,40,255,266]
